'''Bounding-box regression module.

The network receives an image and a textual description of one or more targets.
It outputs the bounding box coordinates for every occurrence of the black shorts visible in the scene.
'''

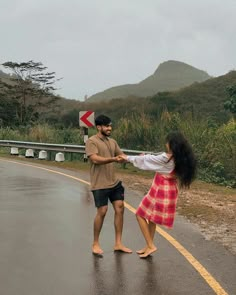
[92,181,124,208]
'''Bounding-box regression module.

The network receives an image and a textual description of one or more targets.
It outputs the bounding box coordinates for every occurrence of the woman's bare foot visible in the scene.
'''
[92,243,103,255]
[136,247,147,254]
[114,244,132,253]
[139,246,157,258]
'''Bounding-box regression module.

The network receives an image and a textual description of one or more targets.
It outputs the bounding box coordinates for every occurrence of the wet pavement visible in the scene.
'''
[0,158,235,295]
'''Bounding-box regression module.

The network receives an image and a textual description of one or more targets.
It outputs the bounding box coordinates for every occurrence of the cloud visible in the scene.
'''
[0,0,235,99]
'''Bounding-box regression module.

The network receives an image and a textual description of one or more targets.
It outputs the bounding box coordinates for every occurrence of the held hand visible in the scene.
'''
[115,154,128,163]
[118,154,128,162]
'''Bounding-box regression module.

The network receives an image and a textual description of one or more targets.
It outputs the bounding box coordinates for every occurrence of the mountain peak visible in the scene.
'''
[88,60,211,102]
[154,60,209,76]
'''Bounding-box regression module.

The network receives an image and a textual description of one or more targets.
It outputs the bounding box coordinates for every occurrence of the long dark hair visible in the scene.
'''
[166,132,197,188]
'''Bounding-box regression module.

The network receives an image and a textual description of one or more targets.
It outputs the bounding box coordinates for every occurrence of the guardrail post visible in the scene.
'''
[10,147,19,155]
[83,127,88,162]
[39,150,47,160]
[55,152,65,162]
[25,149,34,158]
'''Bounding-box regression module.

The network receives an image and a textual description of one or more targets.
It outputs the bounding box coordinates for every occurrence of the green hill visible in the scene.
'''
[83,71,236,123]
[147,70,236,121]
[1,65,234,126]
[87,60,211,102]
[0,69,12,82]
[0,70,8,78]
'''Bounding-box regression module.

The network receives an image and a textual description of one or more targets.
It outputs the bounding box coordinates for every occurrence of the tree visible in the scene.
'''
[224,85,236,117]
[0,93,18,126]
[61,109,81,128]
[0,60,61,125]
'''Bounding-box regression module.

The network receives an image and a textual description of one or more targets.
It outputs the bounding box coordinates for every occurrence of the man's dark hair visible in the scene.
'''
[95,115,112,126]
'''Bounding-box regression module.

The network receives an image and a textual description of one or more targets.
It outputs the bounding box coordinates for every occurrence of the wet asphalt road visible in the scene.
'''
[0,158,235,295]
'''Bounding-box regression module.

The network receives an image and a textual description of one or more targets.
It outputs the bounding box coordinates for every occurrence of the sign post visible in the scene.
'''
[79,111,95,162]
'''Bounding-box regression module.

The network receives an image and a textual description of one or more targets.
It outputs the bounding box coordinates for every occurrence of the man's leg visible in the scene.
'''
[93,205,108,254]
[136,215,157,258]
[112,200,132,253]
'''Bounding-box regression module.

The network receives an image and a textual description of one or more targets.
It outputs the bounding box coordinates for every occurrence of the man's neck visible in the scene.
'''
[97,132,107,140]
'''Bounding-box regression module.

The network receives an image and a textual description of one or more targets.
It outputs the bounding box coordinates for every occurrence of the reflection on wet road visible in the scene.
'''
[0,159,235,295]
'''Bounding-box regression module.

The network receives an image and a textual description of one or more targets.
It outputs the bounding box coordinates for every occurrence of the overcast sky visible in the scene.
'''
[0,0,235,100]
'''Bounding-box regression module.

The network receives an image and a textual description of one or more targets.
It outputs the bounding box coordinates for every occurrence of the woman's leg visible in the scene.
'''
[136,215,157,258]
[149,220,156,240]
[136,220,156,254]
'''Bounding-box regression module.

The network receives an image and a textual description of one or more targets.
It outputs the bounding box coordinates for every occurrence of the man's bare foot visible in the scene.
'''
[139,246,157,258]
[114,244,132,253]
[136,247,147,255]
[92,244,103,255]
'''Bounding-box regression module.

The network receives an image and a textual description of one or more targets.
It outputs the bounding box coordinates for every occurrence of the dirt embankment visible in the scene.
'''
[118,172,236,255]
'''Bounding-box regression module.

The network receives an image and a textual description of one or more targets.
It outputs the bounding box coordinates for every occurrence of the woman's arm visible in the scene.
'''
[127,153,174,173]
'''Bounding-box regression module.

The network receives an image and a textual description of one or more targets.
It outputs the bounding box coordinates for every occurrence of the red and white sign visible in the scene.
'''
[79,111,95,127]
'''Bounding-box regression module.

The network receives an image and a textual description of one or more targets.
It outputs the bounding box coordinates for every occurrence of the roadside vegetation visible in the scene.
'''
[0,60,235,187]
[0,111,235,187]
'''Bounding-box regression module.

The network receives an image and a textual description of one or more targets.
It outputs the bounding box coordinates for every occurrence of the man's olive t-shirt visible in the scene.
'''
[85,135,122,190]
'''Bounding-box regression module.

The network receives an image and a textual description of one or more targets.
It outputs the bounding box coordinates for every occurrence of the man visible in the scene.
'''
[85,114,132,255]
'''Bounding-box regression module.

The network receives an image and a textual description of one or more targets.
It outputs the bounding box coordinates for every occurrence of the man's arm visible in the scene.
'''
[89,153,122,164]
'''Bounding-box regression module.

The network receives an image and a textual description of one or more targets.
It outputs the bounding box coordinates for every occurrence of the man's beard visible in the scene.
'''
[101,130,111,137]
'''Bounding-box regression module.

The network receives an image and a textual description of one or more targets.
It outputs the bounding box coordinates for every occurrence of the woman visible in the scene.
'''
[121,131,197,258]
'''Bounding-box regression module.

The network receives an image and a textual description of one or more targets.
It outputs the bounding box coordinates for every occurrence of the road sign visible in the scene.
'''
[79,111,94,127]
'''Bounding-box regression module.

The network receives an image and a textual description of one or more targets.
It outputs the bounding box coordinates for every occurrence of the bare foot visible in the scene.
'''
[92,244,104,255]
[136,247,147,255]
[139,246,157,258]
[114,244,132,253]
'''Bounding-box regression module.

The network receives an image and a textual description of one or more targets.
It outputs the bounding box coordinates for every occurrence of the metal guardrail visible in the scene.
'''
[0,140,85,153]
[0,140,150,155]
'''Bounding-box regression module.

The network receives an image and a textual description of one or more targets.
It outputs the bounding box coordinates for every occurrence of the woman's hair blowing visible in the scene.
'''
[166,132,197,188]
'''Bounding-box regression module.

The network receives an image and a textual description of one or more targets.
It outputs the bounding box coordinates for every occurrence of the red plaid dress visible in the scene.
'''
[136,172,178,228]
